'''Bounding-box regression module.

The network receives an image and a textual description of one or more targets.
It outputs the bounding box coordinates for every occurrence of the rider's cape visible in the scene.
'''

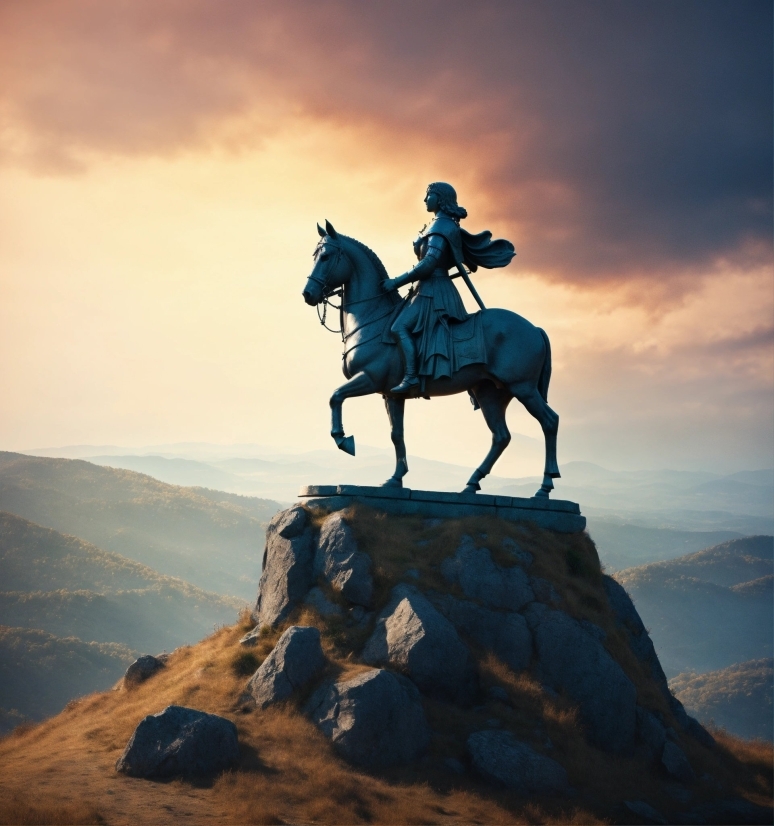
[423,213,516,273]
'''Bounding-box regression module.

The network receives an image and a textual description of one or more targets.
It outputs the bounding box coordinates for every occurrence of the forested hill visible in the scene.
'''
[616,536,773,677]
[0,451,281,599]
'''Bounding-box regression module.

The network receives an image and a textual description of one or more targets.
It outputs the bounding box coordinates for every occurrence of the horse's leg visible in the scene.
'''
[463,382,512,493]
[383,397,408,487]
[511,382,560,498]
[330,372,377,456]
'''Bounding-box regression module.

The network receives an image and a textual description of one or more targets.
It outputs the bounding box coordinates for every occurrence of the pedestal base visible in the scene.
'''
[297,485,586,534]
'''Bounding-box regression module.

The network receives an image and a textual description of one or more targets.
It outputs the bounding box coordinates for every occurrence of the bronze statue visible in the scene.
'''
[302,184,561,497]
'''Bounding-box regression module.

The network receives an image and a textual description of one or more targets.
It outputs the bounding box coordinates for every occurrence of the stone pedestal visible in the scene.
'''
[298,485,585,533]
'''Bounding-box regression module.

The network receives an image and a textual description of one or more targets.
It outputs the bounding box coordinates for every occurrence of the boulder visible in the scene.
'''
[604,576,715,747]
[502,537,533,568]
[661,740,696,784]
[525,604,637,753]
[467,730,569,795]
[115,705,238,778]
[315,512,373,607]
[123,655,165,687]
[441,535,533,611]
[305,668,430,768]
[431,593,532,672]
[530,576,562,606]
[624,800,667,825]
[362,585,478,704]
[253,506,315,627]
[246,626,326,709]
[636,706,667,759]
[303,586,344,618]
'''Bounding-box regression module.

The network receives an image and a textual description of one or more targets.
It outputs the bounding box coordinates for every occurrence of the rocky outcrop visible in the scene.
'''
[431,593,532,672]
[467,730,570,795]
[526,603,637,753]
[362,585,478,704]
[314,512,373,607]
[661,740,696,783]
[605,575,715,748]
[246,626,326,709]
[123,654,165,687]
[253,506,315,627]
[116,705,238,778]
[441,535,534,611]
[305,669,430,768]
[247,504,715,775]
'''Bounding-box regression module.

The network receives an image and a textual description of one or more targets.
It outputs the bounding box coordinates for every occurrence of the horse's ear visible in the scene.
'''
[325,219,338,239]
[317,222,326,237]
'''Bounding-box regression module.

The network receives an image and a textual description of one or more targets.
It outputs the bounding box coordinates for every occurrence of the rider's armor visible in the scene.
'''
[390,212,469,393]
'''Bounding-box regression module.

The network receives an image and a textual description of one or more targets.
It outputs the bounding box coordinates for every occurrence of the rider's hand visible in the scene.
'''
[383,278,399,292]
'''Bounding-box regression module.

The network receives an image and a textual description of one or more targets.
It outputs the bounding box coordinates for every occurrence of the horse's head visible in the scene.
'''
[303,220,353,306]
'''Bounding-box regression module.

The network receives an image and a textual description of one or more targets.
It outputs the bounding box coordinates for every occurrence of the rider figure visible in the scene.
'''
[384,182,469,394]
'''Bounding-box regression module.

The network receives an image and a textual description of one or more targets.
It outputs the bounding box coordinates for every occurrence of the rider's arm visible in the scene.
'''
[384,235,447,290]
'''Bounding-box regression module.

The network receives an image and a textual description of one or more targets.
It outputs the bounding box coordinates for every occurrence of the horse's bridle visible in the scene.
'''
[311,237,396,349]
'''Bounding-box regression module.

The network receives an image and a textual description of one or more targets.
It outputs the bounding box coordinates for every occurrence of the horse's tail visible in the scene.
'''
[537,328,552,402]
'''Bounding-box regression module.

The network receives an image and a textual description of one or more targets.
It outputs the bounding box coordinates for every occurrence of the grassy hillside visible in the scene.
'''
[671,660,773,742]
[0,626,135,730]
[616,537,773,676]
[0,507,770,825]
[0,451,280,598]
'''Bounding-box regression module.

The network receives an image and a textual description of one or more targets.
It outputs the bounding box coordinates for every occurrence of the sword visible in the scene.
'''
[452,263,486,311]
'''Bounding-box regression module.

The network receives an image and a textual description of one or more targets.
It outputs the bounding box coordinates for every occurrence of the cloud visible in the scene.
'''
[0,0,770,288]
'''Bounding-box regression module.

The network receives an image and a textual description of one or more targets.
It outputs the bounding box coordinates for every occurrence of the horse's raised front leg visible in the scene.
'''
[383,396,408,487]
[463,382,512,493]
[330,372,377,456]
[511,383,560,498]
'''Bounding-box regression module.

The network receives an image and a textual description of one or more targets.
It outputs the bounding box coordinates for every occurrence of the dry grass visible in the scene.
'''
[1,508,771,824]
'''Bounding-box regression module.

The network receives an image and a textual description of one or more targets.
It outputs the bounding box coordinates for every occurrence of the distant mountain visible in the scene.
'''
[585,521,742,572]
[0,626,135,732]
[0,511,248,731]
[616,536,773,676]
[0,511,243,649]
[490,462,774,520]
[0,452,281,599]
[670,659,773,742]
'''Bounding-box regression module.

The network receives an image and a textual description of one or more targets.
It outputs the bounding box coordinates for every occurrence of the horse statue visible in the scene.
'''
[302,220,561,498]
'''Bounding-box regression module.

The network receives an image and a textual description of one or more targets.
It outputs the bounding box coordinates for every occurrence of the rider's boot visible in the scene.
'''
[391,333,420,394]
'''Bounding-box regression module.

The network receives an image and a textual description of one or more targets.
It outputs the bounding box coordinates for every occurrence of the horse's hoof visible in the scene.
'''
[382,477,403,489]
[534,487,551,499]
[462,483,480,494]
[334,434,356,456]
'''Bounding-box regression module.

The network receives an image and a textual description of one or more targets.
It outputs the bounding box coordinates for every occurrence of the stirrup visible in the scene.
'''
[391,375,420,394]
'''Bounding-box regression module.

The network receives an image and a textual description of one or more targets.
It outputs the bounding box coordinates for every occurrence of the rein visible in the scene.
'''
[313,242,396,354]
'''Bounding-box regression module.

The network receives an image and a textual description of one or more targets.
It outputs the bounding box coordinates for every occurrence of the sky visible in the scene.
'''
[0,0,772,477]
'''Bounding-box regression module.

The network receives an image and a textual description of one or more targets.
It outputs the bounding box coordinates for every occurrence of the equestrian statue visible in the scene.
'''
[302,182,561,497]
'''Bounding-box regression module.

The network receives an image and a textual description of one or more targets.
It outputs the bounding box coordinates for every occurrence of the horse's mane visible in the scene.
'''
[342,234,390,282]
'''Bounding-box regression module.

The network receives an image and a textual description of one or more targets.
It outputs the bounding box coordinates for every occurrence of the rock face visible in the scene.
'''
[526,603,637,753]
[441,535,534,611]
[467,730,569,795]
[247,504,714,774]
[305,668,430,768]
[315,512,373,607]
[124,655,165,687]
[605,576,715,748]
[116,705,239,778]
[432,593,532,672]
[246,626,326,709]
[661,740,696,783]
[362,585,478,704]
[253,506,315,627]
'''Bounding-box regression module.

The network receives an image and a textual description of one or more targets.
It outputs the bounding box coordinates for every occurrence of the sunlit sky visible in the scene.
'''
[1,0,772,476]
